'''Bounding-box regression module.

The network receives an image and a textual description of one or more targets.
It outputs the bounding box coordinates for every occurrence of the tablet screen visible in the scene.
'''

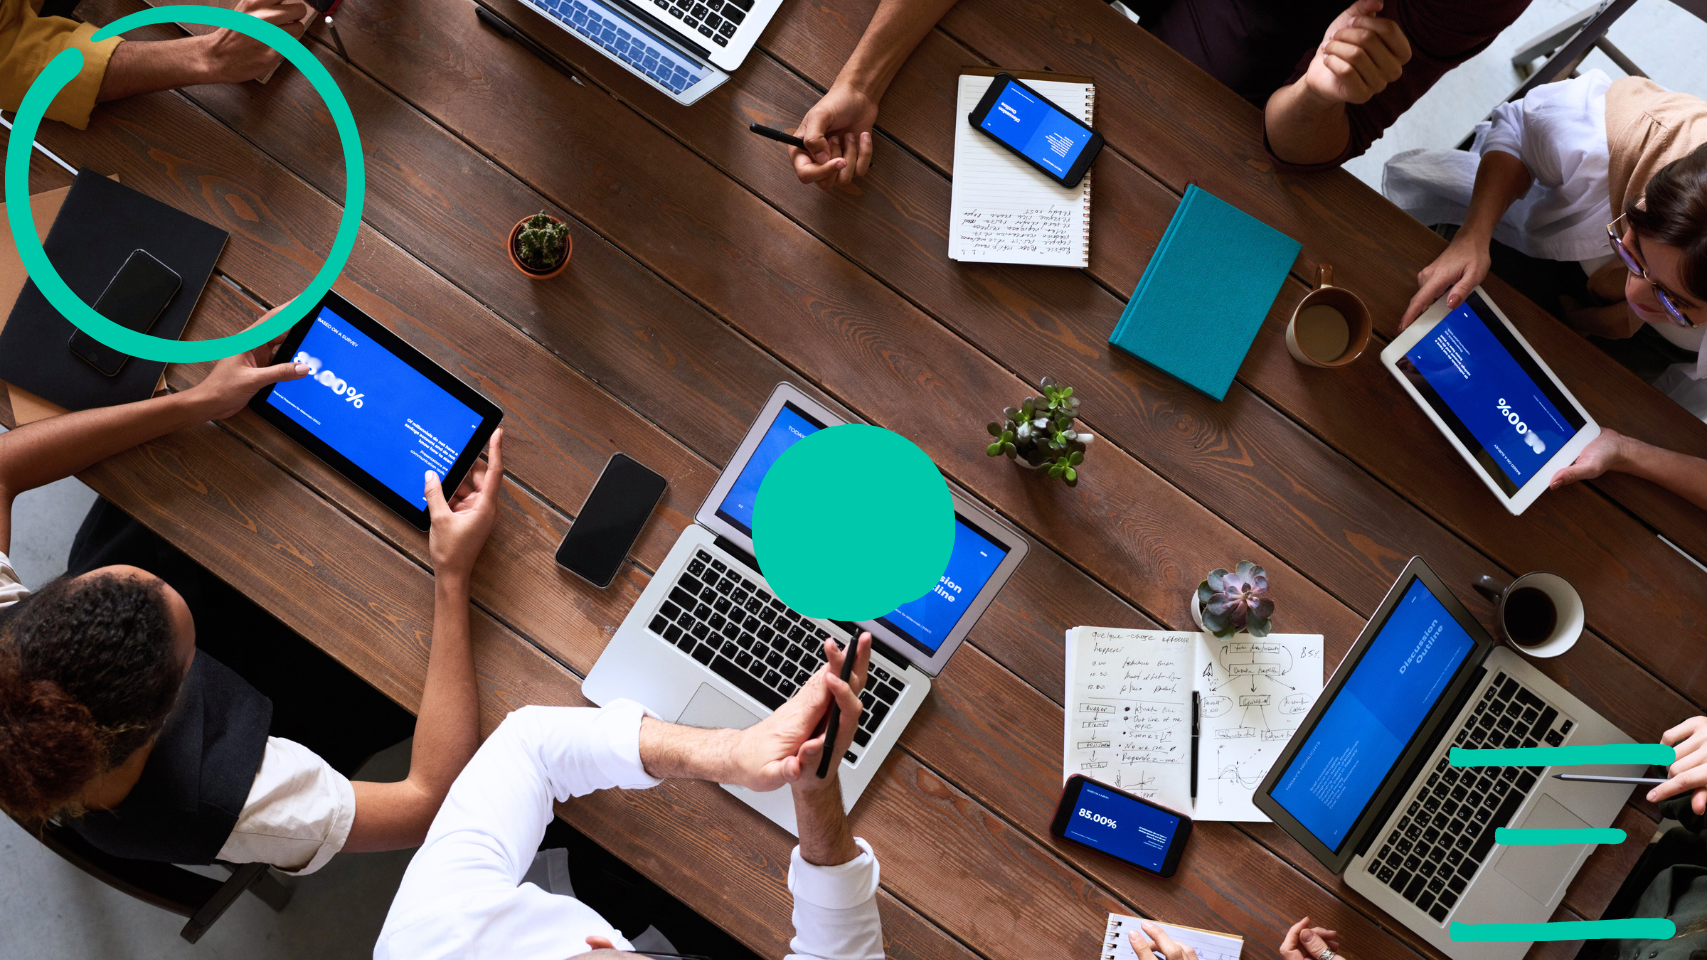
[1396,293,1585,496]
[266,304,484,510]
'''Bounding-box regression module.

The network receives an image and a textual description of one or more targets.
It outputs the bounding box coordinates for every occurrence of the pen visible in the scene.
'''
[1552,774,1667,785]
[1190,692,1200,800]
[475,4,585,87]
[748,123,806,149]
[816,631,862,779]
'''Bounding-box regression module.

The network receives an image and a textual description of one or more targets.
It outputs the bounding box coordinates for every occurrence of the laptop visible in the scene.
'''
[584,383,1030,834]
[508,0,783,104]
[1255,558,1639,960]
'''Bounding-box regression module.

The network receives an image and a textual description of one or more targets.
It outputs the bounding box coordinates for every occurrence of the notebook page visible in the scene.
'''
[1103,914,1243,960]
[949,75,1092,267]
[1065,628,1193,812]
[1190,633,1325,821]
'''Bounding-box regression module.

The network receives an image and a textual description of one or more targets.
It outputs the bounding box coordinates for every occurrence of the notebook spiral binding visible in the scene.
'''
[1103,914,1123,960]
[1079,89,1095,266]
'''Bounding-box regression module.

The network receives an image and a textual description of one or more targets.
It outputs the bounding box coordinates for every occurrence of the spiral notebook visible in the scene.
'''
[1103,913,1243,960]
[949,69,1093,267]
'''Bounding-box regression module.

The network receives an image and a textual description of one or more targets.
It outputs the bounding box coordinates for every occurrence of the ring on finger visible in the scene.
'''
[1319,949,1336,960]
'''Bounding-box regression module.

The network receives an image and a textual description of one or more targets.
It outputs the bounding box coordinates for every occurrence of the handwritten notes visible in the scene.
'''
[1065,627,1324,821]
[1105,914,1243,960]
[948,75,1092,267]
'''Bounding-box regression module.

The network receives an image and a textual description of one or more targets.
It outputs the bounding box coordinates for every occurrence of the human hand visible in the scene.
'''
[188,303,311,419]
[728,632,869,792]
[1548,428,1629,490]
[198,0,313,84]
[1301,0,1411,108]
[1131,921,1201,960]
[788,83,879,191]
[1400,230,1492,329]
[1279,917,1342,960]
[425,428,504,582]
[1648,716,1707,815]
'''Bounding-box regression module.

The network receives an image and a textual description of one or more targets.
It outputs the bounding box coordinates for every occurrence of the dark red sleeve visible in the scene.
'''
[1262,0,1531,172]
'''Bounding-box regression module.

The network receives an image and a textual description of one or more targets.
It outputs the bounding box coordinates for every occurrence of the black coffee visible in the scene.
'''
[1504,587,1557,646]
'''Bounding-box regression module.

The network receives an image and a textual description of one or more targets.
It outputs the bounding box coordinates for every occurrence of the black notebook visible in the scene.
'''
[0,171,227,411]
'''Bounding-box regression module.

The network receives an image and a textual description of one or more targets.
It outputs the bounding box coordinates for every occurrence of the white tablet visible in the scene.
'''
[1381,287,1598,516]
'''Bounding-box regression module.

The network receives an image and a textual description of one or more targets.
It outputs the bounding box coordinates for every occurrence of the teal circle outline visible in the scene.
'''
[4,6,365,363]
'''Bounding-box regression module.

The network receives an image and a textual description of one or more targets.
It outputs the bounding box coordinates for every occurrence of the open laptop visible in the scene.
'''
[1255,558,1640,960]
[584,383,1029,834]
[507,0,783,104]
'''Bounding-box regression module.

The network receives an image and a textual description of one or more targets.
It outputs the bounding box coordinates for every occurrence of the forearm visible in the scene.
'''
[97,37,216,101]
[638,716,741,782]
[1264,82,1353,167]
[399,576,481,803]
[793,782,859,867]
[833,0,960,99]
[1613,438,1707,511]
[0,388,213,499]
[1455,151,1534,244]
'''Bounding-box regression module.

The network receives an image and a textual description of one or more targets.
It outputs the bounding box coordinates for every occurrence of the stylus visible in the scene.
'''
[475,5,585,86]
[816,633,861,779]
[1189,692,1200,800]
[748,123,807,149]
[1552,774,1667,785]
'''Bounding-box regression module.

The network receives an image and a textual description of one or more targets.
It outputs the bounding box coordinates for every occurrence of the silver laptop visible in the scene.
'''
[511,0,783,104]
[1255,558,1639,960]
[584,383,1029,834]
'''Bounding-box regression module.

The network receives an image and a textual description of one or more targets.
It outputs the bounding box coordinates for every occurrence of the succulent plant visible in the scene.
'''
[985,376,1093,485]
[1196,561,1274,638]
[515,212,569,272]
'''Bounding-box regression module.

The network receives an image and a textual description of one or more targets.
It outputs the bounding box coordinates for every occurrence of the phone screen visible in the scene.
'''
[556,454,668,588]
[976,77,1096,179]
[1056,777,1187,875]
[69,250,181,377]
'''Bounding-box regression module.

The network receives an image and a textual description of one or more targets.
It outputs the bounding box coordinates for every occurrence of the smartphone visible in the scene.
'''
[1051,774,1192,878]
[555,453,668,588]
[68,249,181,377]
[967,73,1105,189]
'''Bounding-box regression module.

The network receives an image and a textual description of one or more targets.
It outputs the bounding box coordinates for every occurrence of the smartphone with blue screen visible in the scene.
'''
[967,73,1104,188]
[1051,774,1191,877]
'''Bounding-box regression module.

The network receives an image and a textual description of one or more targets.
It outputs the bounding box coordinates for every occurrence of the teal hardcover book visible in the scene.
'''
[1108,186,1301,400]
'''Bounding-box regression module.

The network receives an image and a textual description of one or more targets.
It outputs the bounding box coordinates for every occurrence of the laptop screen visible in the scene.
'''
[713,401,1012,655]
[1267,578,1477,852]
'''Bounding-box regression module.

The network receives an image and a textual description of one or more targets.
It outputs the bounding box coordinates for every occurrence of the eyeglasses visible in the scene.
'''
[1607,214,1696,328]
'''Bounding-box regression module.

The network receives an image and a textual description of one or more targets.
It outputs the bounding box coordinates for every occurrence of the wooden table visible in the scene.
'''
[8,0,1707,957]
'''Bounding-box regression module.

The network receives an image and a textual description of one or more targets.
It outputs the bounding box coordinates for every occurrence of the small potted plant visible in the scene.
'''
[985,376,1093,486]
[508,211,572,279]
[1193,561,1274,638]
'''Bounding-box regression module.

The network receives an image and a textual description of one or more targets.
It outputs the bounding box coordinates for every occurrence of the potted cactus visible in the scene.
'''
[508,211,572,279]
[1192,561,1274,638]
[985,376,1093,486]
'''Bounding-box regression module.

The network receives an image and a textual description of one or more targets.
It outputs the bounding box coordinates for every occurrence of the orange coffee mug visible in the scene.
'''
[1286,263,1372,368]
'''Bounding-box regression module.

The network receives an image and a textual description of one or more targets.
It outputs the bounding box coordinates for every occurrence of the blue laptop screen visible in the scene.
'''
[1268,579,1476,852]
[715,403,1010,655]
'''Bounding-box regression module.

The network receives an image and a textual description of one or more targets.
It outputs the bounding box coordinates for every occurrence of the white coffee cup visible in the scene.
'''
[1472,571,1584,658]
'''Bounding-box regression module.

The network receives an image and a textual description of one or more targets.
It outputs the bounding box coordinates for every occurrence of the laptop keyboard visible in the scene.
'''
[644,0,751,47]
[648,549,910,765]
[1364,671,1574,924]
[535,0,713,94]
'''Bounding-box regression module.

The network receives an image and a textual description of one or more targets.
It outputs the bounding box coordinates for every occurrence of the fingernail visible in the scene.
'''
[1649,789,1659,801]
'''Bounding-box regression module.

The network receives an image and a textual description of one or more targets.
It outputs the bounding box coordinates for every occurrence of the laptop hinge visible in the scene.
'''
[1353,663,1489,859]
[713,535,759,576]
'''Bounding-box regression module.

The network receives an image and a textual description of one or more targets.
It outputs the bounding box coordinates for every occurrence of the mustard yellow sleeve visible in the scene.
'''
[0,0,121,130]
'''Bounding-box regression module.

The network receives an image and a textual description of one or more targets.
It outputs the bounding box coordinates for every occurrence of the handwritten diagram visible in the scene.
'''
[1195,638,1322,819]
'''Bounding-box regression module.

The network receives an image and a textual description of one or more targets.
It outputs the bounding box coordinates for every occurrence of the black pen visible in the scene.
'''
[1552,774,1667,785]
[817,632,863,779]
[475,4,584,86]
[1190,692,1200,800]
[749,123,806,149]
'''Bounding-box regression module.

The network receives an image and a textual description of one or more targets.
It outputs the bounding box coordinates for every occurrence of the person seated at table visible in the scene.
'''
[374,634,883,960]
[0,310,501,875]
[0,0,312,130]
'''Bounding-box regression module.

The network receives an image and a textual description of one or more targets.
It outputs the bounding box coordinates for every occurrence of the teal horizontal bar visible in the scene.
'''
[1451,919,1675,942]
[1495,827,1626,845]
[1450,744,1675,767]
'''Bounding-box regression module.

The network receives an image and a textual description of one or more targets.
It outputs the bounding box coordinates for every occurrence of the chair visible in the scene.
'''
[20,817,292,944]
[1506,0,1707,102]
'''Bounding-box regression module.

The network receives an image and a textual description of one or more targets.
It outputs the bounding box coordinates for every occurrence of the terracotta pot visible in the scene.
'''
[508,216,571,279]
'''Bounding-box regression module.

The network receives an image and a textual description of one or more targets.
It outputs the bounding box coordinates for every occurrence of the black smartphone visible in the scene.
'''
[1051,774,1192,878]
[68,249,181,377]
[555,453,668,588]
[966,73,1104,189]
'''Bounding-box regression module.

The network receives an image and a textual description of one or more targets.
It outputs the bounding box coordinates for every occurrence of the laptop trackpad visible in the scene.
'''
[1494,795,1590,903]
[676,683,762,730]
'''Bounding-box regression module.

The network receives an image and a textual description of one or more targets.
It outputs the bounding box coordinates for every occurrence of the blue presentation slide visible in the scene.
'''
[1271,580,1475,850]
[267,306,482,509]
[1063,781,1179,872]
[1406,303,1575,487]
[979,81,1092,177]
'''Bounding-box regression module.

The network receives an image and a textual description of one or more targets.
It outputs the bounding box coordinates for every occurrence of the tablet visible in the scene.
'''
[249,291,504,531]
[1380,288,1598,516]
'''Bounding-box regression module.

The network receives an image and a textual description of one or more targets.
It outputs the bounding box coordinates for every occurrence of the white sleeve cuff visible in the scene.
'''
[586,699,664,794]
[786,838,880,911]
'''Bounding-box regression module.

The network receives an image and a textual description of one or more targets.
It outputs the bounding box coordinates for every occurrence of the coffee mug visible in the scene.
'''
[1472,571,1584,658]
[1286,263,1373,367]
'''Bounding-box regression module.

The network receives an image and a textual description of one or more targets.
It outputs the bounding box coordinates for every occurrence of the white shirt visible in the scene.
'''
[0,553,353,874]
[375,702,886,960]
